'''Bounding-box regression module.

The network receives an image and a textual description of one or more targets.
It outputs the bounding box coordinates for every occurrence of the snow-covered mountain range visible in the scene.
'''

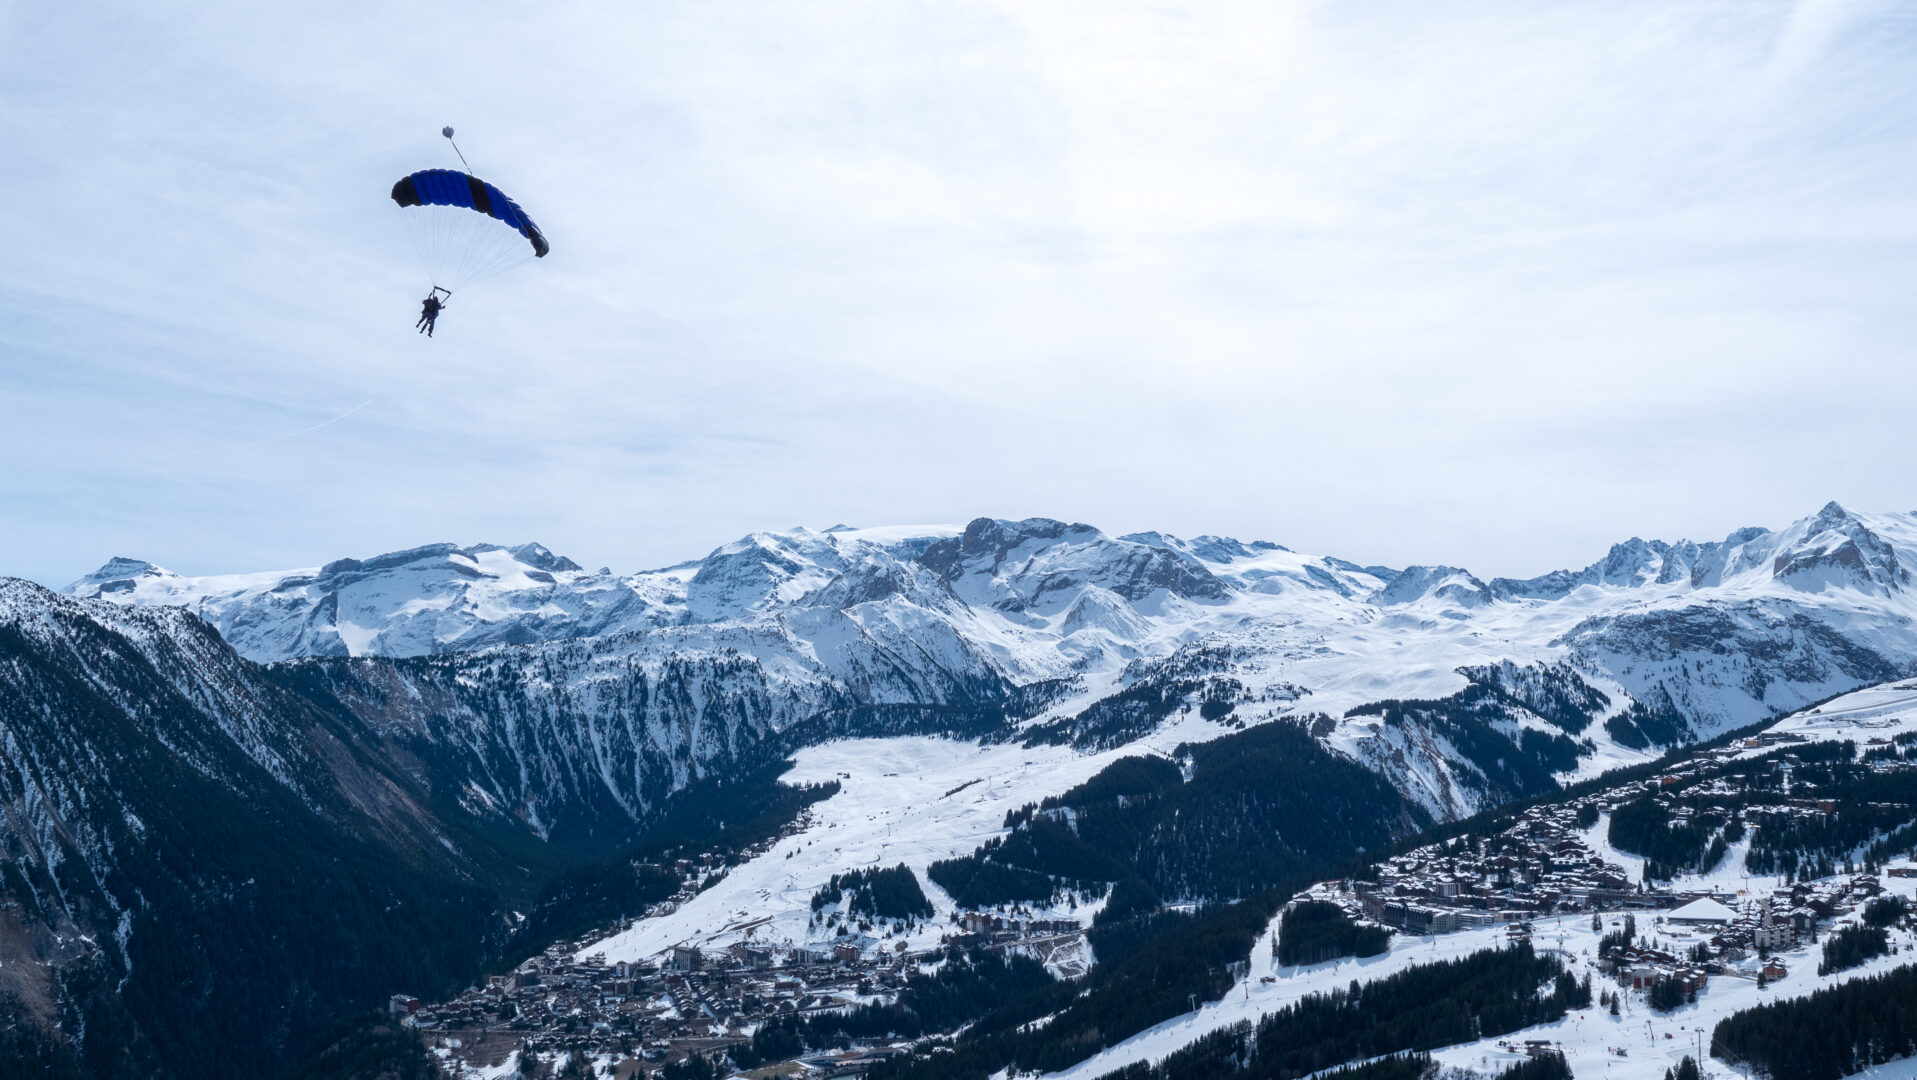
[69,502,1917,818]
[9,500,1917,1077]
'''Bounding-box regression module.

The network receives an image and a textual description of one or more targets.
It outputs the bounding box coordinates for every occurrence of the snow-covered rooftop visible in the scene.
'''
[1666,897,1737,924]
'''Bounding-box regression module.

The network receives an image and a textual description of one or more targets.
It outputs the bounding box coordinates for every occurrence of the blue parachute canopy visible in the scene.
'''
[392,169,549,257]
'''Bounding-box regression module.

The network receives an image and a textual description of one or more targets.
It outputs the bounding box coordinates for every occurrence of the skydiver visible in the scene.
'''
[417,292,446,337]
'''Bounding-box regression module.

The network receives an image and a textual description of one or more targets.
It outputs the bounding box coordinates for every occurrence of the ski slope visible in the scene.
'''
[1044,867,1917,1080]
[584,713,1232,967]
[1741,679,1917,752]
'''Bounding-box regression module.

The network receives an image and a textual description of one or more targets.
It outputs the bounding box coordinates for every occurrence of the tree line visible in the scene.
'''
[728,948,1066,1067]
[1275,901,1391,967]
[1712,963,1917,1080]
[812,864,936,922]
[1082,943,1586,1080]
[931,722,1427,918]
[1817,924,1890,976]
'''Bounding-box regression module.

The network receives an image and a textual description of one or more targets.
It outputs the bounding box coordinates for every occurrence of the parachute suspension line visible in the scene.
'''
[399,201,533,293]
[457,221,533,289]
[447,209,493,289]
[398,204,440,291]
[459,247,532,291]
[407,204,453,292]
[437,124,496,287]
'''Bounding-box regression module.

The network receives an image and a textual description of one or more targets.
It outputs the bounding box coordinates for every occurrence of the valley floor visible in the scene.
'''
[512,683,1917,1080]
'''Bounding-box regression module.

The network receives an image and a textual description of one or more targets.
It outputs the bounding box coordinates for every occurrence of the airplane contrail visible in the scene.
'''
[227,399,375,452]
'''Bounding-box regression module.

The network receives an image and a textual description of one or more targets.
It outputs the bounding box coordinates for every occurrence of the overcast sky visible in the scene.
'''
[2,0,1913,586]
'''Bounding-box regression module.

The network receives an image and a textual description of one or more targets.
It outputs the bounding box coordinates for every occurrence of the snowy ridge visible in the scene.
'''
[0,579,322,800]
[68,504,1917,824]
[68,541,661,661]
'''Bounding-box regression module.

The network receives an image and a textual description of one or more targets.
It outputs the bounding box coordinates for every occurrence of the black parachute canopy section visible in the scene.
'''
[392,168,550,258]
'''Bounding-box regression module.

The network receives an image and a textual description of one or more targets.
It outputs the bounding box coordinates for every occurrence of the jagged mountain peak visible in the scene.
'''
[1119,530,1292,564]
[685,530,852,619]
[506,541,584,574]
[1369,564,1492,608]
[1487,502,1915,601]
[70,555,175,594]
[312,540,593,582]
[1765,501,1912,595]
[1808,499,1860,531]
[66,539,631,660]
[940,515,1096,559]
[919,516,1229,610]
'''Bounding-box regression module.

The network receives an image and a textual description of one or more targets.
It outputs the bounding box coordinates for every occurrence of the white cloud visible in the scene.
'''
[1,0,1913,585]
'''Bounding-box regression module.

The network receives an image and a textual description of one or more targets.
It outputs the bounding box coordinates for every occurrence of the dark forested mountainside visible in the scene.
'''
[906,720,1434,1068]
[1743,743,1917,876]
[812,864,936,923]
[737,948,1066,1061]
[1275,900,1391,966]
[932,721,1429,914]
[1606,792,1734,879]
[284,1014,449,1080]
[1018,645,1251,750]
[863,895,1288,1080]
[0,582,860,1080]
[1817,924,1891,975]
[0,582,507,1080]
[1597,737,1917,883]
[1712,964,1917,1080]
[1063,943,1585,1080]
[1343,668,1598,802]
[503,762,843,965]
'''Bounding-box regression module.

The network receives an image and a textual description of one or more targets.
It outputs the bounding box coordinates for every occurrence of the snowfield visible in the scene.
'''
[1740,679,1917,752]
[585,712,1233,969]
